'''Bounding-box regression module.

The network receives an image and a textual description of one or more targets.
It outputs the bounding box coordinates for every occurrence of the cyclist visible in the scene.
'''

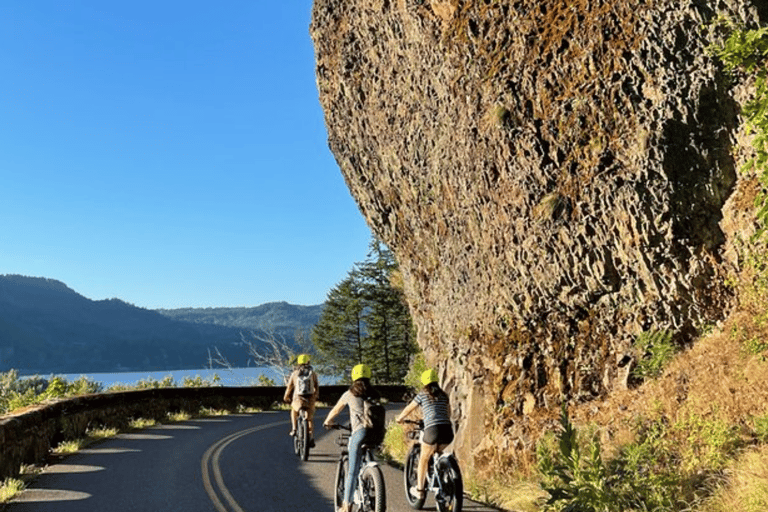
[323,363,381,512]
[395,368,454,500]
[284,353,319,447]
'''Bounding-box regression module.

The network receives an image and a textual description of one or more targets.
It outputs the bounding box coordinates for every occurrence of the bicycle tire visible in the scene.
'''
[299,417,310,461]
[293,424,300,455]
[404,444,425,510]
[334,454,348,510]
[360,465,386,512]
[435,455,463,512]
[295,416,305,458]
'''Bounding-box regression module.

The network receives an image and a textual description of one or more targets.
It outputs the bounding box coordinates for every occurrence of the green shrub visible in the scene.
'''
[537,406,629,512]
[1,372,103,414]
[403,352,428,392]
[753,413,768,442]
[675,412,741,474]
[182,374,221,387]
[537,408,686,511]
[711,23,768,238]
[257,374,276,386]
[632,330,677,381]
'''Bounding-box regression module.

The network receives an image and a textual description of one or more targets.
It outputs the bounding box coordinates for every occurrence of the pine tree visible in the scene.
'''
[312,238,417,383]
[311,274,365,377]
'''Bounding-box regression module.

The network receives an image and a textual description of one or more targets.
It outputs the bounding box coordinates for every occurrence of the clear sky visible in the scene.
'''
[0,1,373,310]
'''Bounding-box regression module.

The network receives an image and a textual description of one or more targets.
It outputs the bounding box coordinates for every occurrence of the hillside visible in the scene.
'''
[156,302,323,335]
[0,275,322,374]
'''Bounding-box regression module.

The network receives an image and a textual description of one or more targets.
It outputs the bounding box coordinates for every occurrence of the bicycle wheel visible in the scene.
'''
[334,455,349,510]
[360,465,386,512]
[404,444,425,509]
[434,455,463,512]
[299,417,310,461]
[295,417,305,458]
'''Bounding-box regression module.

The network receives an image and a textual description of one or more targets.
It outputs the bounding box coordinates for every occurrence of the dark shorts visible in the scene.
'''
[423,423,454,445]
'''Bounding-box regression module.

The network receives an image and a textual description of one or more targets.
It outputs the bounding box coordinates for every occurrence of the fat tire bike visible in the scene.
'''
[328,423,386,512]
[293,407,312,461]
[402,419,463,512]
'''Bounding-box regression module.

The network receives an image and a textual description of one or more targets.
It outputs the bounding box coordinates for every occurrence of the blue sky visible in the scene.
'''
[0,1,373,309]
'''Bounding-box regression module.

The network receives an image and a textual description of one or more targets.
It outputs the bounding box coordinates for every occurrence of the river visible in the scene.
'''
[26,367,340,388]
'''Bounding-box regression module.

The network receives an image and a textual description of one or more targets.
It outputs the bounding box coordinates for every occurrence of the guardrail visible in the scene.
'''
[0,385,409,481]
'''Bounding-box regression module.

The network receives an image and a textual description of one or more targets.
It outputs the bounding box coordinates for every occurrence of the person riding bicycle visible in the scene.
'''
[284,353,319,447]
[395,368,454,500]
[323,363,381,512]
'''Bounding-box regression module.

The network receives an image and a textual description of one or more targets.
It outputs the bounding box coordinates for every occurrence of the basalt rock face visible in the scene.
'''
[310,0,763,467]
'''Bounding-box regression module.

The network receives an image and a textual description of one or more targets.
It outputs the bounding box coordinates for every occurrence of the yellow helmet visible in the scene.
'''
[351,363,371,381]
[297,354,310,365]
[420,368,439,386]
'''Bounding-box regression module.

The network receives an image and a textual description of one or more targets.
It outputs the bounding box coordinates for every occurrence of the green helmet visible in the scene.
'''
[351,363,371,381]
[421,368,439,386]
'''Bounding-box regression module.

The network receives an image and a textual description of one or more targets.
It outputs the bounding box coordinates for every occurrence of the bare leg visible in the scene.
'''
[290,407,298,433]
[306,406,315,437]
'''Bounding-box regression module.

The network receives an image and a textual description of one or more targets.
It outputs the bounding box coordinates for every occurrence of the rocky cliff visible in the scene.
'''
[310,0,764,471]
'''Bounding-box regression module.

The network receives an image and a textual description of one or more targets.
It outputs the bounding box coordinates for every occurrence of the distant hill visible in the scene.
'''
[156,302,323,333]
[0,275,322,375]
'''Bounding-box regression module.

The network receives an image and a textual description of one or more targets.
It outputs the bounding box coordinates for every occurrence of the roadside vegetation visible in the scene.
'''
[0,370,224,417]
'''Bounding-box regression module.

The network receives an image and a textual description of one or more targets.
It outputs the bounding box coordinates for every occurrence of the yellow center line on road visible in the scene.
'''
[201,419,287,512]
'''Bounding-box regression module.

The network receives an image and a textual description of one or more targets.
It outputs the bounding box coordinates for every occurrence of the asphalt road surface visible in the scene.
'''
[6,408,503,512]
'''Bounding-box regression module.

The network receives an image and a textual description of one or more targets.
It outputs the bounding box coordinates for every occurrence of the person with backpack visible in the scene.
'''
[395,368,454,501]
[323,363,383,512]
[284,353,319,446]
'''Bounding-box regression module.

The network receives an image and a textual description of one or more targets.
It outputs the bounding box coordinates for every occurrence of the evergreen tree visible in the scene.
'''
[312,238,417,383]
[311,274,365,378]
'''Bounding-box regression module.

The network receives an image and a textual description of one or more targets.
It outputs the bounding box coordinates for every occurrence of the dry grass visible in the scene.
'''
[553,243,768,511]
[700,444,768,512]
[465,469,545,512]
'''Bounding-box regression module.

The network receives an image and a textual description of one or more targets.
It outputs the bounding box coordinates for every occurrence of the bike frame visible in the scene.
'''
[403,419,462,512]
[331,424,386,512]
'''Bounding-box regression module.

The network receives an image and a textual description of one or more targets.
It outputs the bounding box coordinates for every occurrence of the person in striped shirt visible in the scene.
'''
[395,368,454,500]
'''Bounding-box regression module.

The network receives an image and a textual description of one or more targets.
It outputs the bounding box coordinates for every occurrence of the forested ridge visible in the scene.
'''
[0,275,321,374]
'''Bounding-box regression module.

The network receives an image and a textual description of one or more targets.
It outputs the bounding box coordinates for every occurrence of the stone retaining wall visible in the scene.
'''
[0,385,409,481]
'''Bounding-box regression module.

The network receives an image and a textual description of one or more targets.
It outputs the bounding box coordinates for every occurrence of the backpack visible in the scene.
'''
[296,366,315,396]
[362,396,386,446]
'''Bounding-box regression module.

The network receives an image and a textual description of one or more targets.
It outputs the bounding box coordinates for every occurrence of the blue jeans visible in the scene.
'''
[344,428,367,504]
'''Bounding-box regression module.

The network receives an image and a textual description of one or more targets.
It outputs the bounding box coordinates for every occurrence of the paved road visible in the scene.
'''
[6,408,502,511]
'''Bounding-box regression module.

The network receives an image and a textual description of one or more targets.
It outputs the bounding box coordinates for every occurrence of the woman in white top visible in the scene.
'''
[323,363,381,512]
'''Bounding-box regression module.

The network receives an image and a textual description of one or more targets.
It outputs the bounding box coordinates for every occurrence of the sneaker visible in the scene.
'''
[410,485,425,499]
[309,438,316,448]
[289,430,296,437]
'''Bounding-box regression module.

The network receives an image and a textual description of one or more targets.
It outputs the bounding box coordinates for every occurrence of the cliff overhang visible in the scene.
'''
[310,0,764,470]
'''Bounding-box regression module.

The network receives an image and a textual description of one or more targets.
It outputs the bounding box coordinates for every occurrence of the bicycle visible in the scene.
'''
[402,419,463,512]
[327,423,386,512]
[293,407,312,461]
